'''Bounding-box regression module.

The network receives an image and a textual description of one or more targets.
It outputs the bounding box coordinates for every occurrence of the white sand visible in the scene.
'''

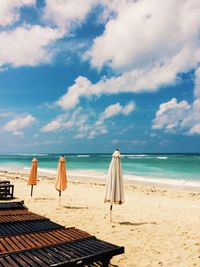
[0,170,200,267]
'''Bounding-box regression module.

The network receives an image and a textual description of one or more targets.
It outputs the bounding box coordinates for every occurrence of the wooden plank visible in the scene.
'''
[10,253,29,267]
[3,255,19,267]
[17,252,41,267]
[0,201,26,210]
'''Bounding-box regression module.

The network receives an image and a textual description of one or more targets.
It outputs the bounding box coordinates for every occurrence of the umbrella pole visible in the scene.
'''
[110,205,113,222]
[30,185,33,197]
[59,191,61,206]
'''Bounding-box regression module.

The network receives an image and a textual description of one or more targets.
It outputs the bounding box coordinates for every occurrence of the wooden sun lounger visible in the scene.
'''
[0,202,124,266]
[0,201,26,210]
[0,181,10,184]
[0,183,14,200]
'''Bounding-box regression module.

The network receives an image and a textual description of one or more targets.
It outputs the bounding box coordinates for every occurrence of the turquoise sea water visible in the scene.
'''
[0,153,200,187]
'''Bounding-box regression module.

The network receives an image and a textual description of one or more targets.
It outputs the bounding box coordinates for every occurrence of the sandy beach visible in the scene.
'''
[0,170,200,267]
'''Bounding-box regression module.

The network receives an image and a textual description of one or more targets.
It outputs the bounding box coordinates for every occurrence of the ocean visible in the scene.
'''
[0,153,200,188]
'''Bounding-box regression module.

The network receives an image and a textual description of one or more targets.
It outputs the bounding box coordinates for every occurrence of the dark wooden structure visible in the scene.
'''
[0,201,124,266]
[0,181,14,200]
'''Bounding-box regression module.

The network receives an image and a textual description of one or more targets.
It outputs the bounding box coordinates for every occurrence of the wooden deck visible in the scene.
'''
[0,202,124,266]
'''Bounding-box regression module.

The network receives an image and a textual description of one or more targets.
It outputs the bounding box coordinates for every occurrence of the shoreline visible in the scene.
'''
[1,168,200,194]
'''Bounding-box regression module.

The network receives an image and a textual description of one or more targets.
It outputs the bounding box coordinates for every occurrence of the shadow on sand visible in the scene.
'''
[118,221,157,226]
[63,206,89,210]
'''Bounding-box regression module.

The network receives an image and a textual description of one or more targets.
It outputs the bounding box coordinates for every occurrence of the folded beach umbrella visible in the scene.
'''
[55,155,67,205]
[27,157,38,197]
[104,149,125,222]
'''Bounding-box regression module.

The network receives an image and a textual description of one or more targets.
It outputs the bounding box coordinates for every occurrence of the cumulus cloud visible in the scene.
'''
[54,0,200,110]
[40,108,88,132]
[88,0,200,71]
[56,77,92,110]
[152,63,200,135]
[96,101,135,125]
[42,101,134,139]
[0,0,35,26]
[3,114,37,133]
[43,0,98,30]
[152,98,191,131]
[56,45,200,110]
[0,25,63,67]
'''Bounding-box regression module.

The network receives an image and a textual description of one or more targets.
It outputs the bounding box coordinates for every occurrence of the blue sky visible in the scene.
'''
[0,0,200,153]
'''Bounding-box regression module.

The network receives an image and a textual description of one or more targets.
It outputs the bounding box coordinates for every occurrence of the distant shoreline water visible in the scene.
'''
[0,153,200,188]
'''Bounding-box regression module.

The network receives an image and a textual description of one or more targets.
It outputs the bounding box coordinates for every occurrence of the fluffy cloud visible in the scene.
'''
[55,0,200,110]
[88,0,200,71]
[43,0,97,30]
[56,77,92,110]
[96,101,135,125]
[3,114,37,132]
[0,25,63,67]
[152,98,191,131]
[42,101,134,139]
[57,45,200,110]
[0,0,35,26]
[40,108,88,132]
[152,98,200,135]
[152,63,200,135]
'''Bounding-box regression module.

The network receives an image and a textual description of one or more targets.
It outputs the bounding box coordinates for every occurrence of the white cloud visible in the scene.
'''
[103,103,122,119]
[152,98,191,131]
[152,63,200,135]
[56,76,92,110]
[3,114,37,132]
[188,124,200,135]
[43,0,97,30]
[0,25,63,67]
[122,102,135,115]
[88,0,200,71]
[152,97,200,135]
[41,102,133,139]
[55,0,200,110]
[40,114,68,132]
[40,108,88,132]
[194,67,200,98]
[56,48,200,110]
[0,0,35,26]
[96,101,135,126]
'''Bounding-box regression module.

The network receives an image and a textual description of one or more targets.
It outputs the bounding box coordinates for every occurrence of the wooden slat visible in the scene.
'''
[0,213,47,224]
[0,201,26,210]
[0,237,124,266]
[0,228,91,255]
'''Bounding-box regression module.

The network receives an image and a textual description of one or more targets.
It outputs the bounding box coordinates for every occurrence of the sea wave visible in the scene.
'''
[124,174,200,188]
[18,153,49,157]
[77,155,90,158]
[157,157,168,160]
[122,154,146,157]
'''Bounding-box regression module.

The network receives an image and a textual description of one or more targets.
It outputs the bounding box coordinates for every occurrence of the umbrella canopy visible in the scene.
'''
[55,156,67,193]
[27,157,38,186]
[104,150,125,205]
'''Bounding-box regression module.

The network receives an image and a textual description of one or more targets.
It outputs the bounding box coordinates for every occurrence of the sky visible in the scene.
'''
[0,0,200,153]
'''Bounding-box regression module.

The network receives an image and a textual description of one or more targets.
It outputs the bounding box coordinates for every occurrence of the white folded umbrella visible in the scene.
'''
[104,150,125,222]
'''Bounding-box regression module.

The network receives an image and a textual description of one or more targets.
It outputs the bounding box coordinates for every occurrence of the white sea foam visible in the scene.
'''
[77,155,90,158]
[18,153,49,156]
[157,157,168,160]
[124,174,200,188]
[122,154,146,157]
